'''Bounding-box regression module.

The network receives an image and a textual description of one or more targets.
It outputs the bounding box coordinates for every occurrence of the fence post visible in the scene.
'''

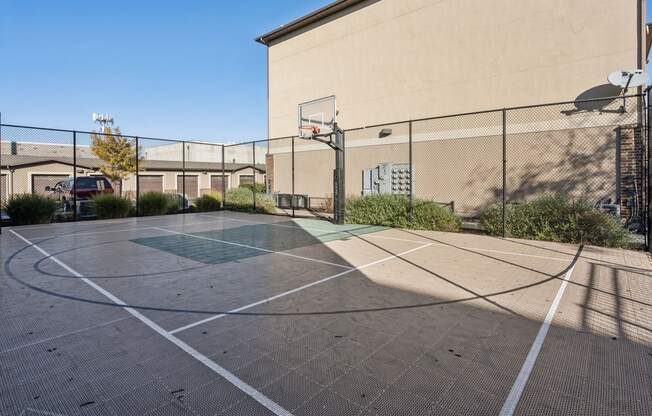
[135,136,139,217]
[408,120,413,222]
[291,136,295,218]
[73,131,77,222]
[0,112,2,235]
[502,108,507,238]
[647,88,651,251]
[182,141,186,213]
[252,141,256,212]
[221,145,226,209]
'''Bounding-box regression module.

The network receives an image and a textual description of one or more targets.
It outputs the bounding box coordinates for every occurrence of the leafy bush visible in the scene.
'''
[239,182,266,193]
[345,194,461,232]
[479,196,631,247]
[224,187,275,214]
[165,193,182,214]
[195,193,222,212]
[411,199,463,232]
[5,194,58,225]
[91,194,132,219]
[138,192,170,216]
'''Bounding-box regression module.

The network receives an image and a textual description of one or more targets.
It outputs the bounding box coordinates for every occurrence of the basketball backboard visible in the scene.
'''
[298,96,337,139]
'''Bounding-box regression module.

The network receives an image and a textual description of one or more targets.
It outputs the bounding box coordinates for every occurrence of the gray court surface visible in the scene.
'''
[1,211,650,416]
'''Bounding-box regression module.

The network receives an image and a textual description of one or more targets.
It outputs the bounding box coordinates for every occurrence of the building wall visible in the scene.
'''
[268,101,636,216]
[143,142,266,164]
[121,170,264,196]
[0,142,94,158]
[266,0,642,138]
[264,0,643,216]
[2,162,75,195]
[1,164,265,201]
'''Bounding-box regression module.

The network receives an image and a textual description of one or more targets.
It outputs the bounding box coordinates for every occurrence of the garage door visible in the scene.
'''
[210,175,226,195]
[138,175,163,194]
[176,175,198,198]
[1,174,6,205]
[32,175,69,196]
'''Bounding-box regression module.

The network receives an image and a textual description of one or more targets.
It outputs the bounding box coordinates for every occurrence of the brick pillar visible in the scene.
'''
[619,126,644,224]
[265,153,274,194]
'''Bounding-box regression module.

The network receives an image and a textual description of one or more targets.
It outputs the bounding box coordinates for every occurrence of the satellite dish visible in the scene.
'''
[607,69,647,89]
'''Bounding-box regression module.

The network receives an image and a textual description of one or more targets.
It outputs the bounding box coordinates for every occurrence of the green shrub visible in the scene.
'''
[165,193,182,214]
[411,199,463,232]
[195,193,222,212]
[345,194,410,227]
[5,194,58,225]
[91,194,132,219]
[239,182,266,193]
[224,187,275,214]
[345,194,461,232]
[479,196,631,248]
[138,192,170,216]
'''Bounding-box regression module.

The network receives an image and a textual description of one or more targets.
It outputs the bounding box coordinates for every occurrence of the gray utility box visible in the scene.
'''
[362,163,413,196]
[275,193,308,209]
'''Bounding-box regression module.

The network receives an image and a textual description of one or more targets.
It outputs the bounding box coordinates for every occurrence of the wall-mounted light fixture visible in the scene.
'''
[379,128,392,138]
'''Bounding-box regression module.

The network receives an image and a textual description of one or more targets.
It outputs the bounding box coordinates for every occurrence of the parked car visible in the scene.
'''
[46,176,114,201]
[46,176,114,218]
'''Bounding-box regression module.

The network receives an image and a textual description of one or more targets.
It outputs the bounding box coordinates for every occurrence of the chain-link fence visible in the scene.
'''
[0,126,231,223]
[262,93,647,242]
[1,93,647,245]
[1,126,77,221]
[412,110,503,216]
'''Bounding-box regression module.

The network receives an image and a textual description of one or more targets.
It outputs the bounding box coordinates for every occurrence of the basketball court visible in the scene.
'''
[1,211,650,415]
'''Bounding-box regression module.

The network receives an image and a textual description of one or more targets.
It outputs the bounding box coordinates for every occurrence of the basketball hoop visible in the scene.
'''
[298,96,336,139]
[297,95,345,224]
[299,125,321,139]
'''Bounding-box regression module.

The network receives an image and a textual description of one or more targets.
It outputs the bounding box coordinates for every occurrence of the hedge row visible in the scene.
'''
[345,194,631,247]
[224,187,275,214]
[479,196,631,248]
[345,194,461,232]
[1,191,633,248]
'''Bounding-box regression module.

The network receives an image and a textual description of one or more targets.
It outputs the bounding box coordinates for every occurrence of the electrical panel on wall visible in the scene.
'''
[362,163,413,196]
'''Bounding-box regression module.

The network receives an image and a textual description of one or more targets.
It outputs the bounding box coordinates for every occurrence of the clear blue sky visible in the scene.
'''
[1,1,651,142]
[0,0,329,142]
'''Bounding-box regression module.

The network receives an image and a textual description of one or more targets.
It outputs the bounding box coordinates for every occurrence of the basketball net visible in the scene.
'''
[299,125,321,138]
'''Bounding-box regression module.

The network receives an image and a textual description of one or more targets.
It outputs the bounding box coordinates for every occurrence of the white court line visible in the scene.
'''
[9,229,294,416]
[200,214,571,262]
[454,246,570,263]
[363,237,570,263]
[21,220,571,264]
[152,227,352,270]
[205,214,424,244]
[0,316,133,355]
[498,260,578,416]
[26,218,232,240]
[170,242,434,334]
[6,213,173,231]
[29,226,158,240]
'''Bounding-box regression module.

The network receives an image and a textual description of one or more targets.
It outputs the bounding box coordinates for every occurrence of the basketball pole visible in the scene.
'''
[333,124,345,225]
[306,123,345,224]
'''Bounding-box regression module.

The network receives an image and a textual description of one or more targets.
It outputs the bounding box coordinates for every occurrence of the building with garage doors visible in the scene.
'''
[0,141,265,205]
[256,0,648,217]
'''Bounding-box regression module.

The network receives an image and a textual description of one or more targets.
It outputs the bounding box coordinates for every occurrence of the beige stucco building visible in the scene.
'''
[257,0,648,216]
[0,141,265,205]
